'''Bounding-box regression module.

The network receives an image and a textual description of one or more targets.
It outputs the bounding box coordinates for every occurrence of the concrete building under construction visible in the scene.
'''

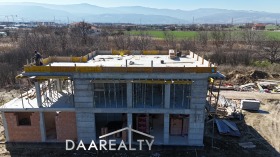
[0,50,223,146]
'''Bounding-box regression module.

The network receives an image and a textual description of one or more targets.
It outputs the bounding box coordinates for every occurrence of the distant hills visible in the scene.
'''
[0,2,280,24]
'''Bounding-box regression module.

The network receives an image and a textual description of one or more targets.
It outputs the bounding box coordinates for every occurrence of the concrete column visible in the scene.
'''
[47,80,52,98]
[76,111,96,144]
[92,113,96,141]
[35,82,42,107]
[187,112,204,146]
[187,79,207,146]
[39,112,46,142]
[163,114,169,144]
[127,82,133,108]
[56,79,62,92]
[164,84,171,108]
[127,113,132,127]
[1,112,9,142]
[127,113,132,144]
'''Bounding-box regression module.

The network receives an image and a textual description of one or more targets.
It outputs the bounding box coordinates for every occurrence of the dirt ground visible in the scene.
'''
[243,99,280,152]
[219,91,280,153]
[0,90,279,156]
[0,88,20,106]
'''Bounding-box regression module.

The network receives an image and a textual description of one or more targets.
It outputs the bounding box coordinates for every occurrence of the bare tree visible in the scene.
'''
[163,31,176,49]
[8,29,19,42]
[258,37,280,63]
[180,38,197,52]
[211,28,226,49]
[70,21,92,46]
[242,29,263,49]
[131,31,152,50]
[26,26,54,54]
[54,27,69,52]
[197,31,208,49]
[224,31,237,50]
[113,33,132,50]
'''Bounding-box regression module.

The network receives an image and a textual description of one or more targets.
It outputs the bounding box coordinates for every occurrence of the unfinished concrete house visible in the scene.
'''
[0,50,223,146]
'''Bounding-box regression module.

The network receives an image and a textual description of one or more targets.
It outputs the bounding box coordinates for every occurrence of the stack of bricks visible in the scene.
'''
[55,112,77,142]
[5,112,41,142]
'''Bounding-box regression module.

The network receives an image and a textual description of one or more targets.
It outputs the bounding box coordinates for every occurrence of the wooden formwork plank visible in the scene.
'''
[142,50,160,55]
[24,66,51,72]
[24,65,216,73]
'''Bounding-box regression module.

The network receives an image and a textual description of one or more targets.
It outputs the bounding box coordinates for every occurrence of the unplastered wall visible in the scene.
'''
[74,79,94,108]
[188,79,208,146]
[5,112,41,142]
[55,112,77,142]
[44,112,56,131]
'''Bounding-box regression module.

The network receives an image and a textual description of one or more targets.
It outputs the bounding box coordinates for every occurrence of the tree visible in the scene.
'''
[197,31,208,49]
[224,31,237,50]
[54,27,69,52]
[113,33,132,50]
[211,28,226,49]
[242,29,263,49]
[131,31,152,50]
[180,38,197,52]
[258,37,280,63]
[163,31,176,49]
[70,21,92,46]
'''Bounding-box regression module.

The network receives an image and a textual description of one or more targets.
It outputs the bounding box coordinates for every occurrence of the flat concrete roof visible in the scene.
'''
[0,89,74,110]
[48,55,209,68]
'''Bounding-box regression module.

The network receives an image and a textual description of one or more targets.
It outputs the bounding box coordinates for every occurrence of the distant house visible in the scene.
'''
[0,32,7,37]
[252,24,266,30]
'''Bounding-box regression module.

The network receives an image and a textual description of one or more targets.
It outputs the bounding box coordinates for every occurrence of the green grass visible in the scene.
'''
[265,31,280,40]
[265,25,280,30]
[127,30,197,39]
[127,30,280,40]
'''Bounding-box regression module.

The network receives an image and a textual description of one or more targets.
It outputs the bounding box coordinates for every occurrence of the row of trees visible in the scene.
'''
[0,22,279,87]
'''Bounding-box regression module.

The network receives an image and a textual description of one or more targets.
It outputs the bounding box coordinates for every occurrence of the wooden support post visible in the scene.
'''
[208,59,211,67]
[202,55,204,65]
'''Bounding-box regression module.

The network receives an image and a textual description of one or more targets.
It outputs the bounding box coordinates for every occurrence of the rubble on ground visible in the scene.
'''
[221,70,280,93]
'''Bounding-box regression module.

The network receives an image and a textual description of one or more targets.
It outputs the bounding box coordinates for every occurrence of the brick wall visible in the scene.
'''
[55,112,77,142]
[5,112,41,142]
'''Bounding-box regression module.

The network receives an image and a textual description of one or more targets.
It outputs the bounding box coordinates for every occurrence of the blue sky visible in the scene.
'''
[0,0,279,13]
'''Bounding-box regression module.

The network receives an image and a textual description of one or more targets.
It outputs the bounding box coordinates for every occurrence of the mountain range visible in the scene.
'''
[0,2,279,24]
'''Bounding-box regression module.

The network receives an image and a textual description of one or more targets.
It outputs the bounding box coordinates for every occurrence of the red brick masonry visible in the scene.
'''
[56,112,77,142]
[5,112,41,142]
[5,112,77,142]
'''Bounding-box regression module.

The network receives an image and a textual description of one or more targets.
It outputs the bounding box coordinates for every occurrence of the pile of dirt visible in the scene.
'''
[226,70,272,85]
[272,73,280,78]
[250,70,270,79]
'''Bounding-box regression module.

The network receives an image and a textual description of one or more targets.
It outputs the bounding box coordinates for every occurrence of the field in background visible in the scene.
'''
[128,30,280,40]
[128,30,197,39]
[265,31,280,39]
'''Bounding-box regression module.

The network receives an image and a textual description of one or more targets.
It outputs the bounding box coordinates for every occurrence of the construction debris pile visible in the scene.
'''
[217,95,242,119]
[226,70,272,84]
[220,70,280,93]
